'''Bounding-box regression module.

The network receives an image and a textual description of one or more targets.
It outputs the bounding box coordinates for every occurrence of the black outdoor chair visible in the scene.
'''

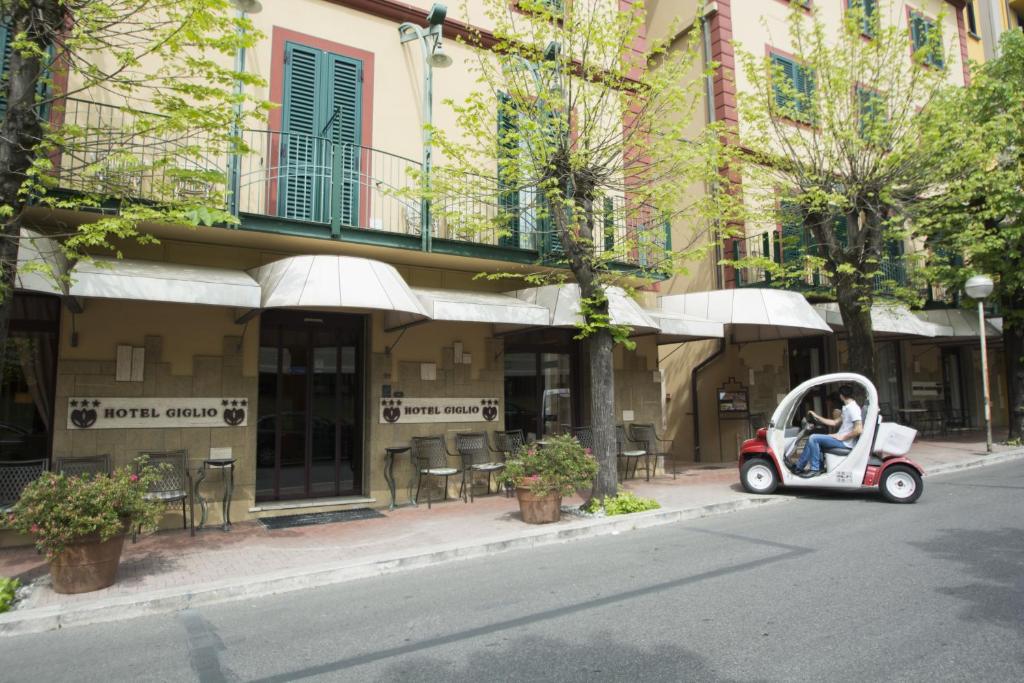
[492,430,526,497]
[55,454,111,478]
[615,425,646,480]
[573,426,593,451]
[0,459,48,516]
[136,450,193,539]
[411,436,465,509]
[455,432,505,501]
[629,423,677,480]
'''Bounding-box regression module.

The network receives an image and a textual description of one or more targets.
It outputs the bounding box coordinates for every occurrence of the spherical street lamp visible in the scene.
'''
[965,274,995,452]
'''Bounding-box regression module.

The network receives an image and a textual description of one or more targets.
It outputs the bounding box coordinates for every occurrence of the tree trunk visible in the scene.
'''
[586,325,617,501]
[1005,310,1024,442]
[835,275,877,385]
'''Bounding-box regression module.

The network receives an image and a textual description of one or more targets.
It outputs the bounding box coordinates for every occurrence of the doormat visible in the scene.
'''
[259,508,385,530]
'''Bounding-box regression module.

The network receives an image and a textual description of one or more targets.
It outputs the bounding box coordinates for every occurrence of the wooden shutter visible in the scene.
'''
[280,42,323,222]
[771,54,796,112]
[326,53,362,227]
[497,93,520,247]
[795,63,814,120]
[0,19,51,122]
[603,197,614,251]
[780,200,804,265]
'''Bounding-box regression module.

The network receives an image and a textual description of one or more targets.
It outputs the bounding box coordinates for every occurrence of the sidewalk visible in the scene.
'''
[2,435,1022,635]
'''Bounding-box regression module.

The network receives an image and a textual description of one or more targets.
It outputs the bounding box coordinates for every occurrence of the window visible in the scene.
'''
[0,19,52,121]
[847,0,878,37]
[965,2,979,37]
[770,53,815,123]
[909,11,944,69]
[857,87,886,139]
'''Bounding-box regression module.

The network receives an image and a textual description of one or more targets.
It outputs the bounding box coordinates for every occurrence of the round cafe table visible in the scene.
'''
[195,458,236,532]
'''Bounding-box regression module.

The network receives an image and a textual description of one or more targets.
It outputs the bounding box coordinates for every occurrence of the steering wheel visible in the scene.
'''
[784,418,815,459]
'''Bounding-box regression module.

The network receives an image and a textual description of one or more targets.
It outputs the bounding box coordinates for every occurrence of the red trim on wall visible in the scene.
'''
[953,4,971,85]
[268,26,375,227]
[323,0,500,49]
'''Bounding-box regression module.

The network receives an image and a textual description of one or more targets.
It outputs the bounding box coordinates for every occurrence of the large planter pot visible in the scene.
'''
[515,487,562,524]
[48,531,128,594]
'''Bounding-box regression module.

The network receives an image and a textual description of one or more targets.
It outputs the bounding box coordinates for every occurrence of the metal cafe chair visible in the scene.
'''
[455,432,505,501]
[629,423,677,481]
[615,425,646,480]
[55,454,112,478]
[491,430,526,497]
[573,426,594,451]
[0,459,48,516]
[411,436,465,509]
[135,450,193,539]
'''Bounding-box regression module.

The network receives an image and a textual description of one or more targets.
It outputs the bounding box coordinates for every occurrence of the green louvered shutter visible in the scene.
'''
[603,197,614,252]
[780,200,804,265]
[280,43,322,222]
[795,63,814,121]
[0,20,51,123]
[539,190,562,259]
[771,54,796,112]
[326,53,361,227]
[497,93,520,247]
[834,214,849,249]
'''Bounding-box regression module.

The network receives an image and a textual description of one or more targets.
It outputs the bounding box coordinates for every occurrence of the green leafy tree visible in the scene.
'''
[426,0,734,500]
[730,1,959,382]
[0,0,267,355]
[915,31,1024,440]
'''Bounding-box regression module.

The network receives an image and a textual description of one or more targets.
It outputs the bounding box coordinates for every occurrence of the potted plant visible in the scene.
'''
[501,434,598,524]
[7,458,165,594]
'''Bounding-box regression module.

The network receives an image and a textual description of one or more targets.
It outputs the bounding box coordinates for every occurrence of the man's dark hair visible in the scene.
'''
[838,384,854,399]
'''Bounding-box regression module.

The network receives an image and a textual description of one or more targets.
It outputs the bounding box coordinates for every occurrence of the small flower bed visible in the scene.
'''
[0,577,18,613]
[7,458,166,560]
[501,433,598,496]
[582,491,661,515]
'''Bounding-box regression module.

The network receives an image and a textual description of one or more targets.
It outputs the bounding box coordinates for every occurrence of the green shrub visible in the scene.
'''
[0,577,18,613]
[501,434,599,496]
[584,491,661,515]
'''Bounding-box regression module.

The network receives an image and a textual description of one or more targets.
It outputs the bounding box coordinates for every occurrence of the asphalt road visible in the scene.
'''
[2,461,1022,683]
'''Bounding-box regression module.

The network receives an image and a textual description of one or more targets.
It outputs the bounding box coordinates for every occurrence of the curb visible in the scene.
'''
[0,494,789,636]
[921,448,1024,477]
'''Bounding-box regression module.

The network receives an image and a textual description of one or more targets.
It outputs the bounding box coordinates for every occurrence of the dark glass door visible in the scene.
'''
[503,330,578,440]
[256,312,363,501]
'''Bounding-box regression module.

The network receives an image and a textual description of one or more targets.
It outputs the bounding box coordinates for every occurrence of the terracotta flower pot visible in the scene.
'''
[516,487,562,524]
[49,531,128,594]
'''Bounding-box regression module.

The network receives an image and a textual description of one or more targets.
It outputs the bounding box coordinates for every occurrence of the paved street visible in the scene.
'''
[2,461,1022,682]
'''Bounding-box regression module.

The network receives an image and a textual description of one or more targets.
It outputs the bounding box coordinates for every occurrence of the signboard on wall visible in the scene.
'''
[67,397,249,430]
[379,398,500,424]
[911,381,943,398]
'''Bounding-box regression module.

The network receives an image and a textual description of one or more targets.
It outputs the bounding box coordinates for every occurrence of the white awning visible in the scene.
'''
[250,255,428,320]
[14,229,66,295]
[70,258,262,308]
[914,309,1002,339]
[507,284,660,335]
[814,303,948,338]
[643,309,725,344]
[383,287,551,331]
[659,289,832,342]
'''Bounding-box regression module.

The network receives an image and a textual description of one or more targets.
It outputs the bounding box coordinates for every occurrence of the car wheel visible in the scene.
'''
[879,465,923,504]
[741,457,778,495]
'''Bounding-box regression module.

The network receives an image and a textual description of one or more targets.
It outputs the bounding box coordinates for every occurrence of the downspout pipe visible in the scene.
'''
[692,338,726,463]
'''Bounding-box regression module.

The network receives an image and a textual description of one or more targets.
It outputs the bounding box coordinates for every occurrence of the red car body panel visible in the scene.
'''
[738,433,783,478]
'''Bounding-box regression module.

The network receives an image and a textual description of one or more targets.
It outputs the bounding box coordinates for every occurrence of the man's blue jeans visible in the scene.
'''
[795,434,846,472]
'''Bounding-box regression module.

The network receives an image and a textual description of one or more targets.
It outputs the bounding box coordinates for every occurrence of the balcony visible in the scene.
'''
[729,231,942,300]
[46,98,664,273]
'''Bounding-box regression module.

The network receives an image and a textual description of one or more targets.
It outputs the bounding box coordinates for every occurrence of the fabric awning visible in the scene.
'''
[914,309,1002,339]
[507,284,660,335]
[643,309,725,344]
[14,229,66,295]
[383,287,551,331]
[659,289,832,342]
[814,303,947,338]
[249,255,427,320]
[69,258,262,308]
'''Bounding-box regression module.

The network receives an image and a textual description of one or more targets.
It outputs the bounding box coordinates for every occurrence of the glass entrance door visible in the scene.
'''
[503,330,578,440]
[256,312,363,501]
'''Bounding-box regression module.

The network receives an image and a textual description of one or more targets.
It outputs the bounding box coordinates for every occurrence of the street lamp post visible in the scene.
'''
[398,3,452,253]
[227,0,262,218]
[965,274,995,452]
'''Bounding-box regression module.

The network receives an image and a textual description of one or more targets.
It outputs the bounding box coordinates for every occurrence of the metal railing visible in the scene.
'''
[47,98,665,269]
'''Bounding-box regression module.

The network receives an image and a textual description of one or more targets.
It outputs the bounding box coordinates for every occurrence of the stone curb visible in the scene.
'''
[0,495,789,636]
[3,448,1022,636]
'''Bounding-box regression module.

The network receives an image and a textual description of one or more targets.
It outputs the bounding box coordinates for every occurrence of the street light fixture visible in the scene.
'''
[399,3,451,251]
[227,0,262,217]
[965,274,995,452]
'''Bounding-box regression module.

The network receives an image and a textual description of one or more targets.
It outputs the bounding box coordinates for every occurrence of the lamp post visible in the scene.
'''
[398,3,452,252]
[965,274,995,452]
[226,1,262,217]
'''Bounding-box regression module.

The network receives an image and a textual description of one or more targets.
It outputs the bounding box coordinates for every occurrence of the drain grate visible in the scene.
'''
[259,508,384,530]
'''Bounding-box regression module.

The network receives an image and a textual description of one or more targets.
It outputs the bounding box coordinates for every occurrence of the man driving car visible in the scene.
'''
[793,384,862,477]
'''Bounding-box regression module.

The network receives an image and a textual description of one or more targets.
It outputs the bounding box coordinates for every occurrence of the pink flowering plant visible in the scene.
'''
[7,457,166,560]
[500,434,598,496]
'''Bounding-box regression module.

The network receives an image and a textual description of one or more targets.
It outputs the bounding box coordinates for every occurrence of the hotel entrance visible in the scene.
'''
[256,311,364,501]
[503,330,579,440]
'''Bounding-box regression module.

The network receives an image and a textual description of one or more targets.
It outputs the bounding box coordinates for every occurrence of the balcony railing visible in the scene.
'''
[48,98,664,271]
